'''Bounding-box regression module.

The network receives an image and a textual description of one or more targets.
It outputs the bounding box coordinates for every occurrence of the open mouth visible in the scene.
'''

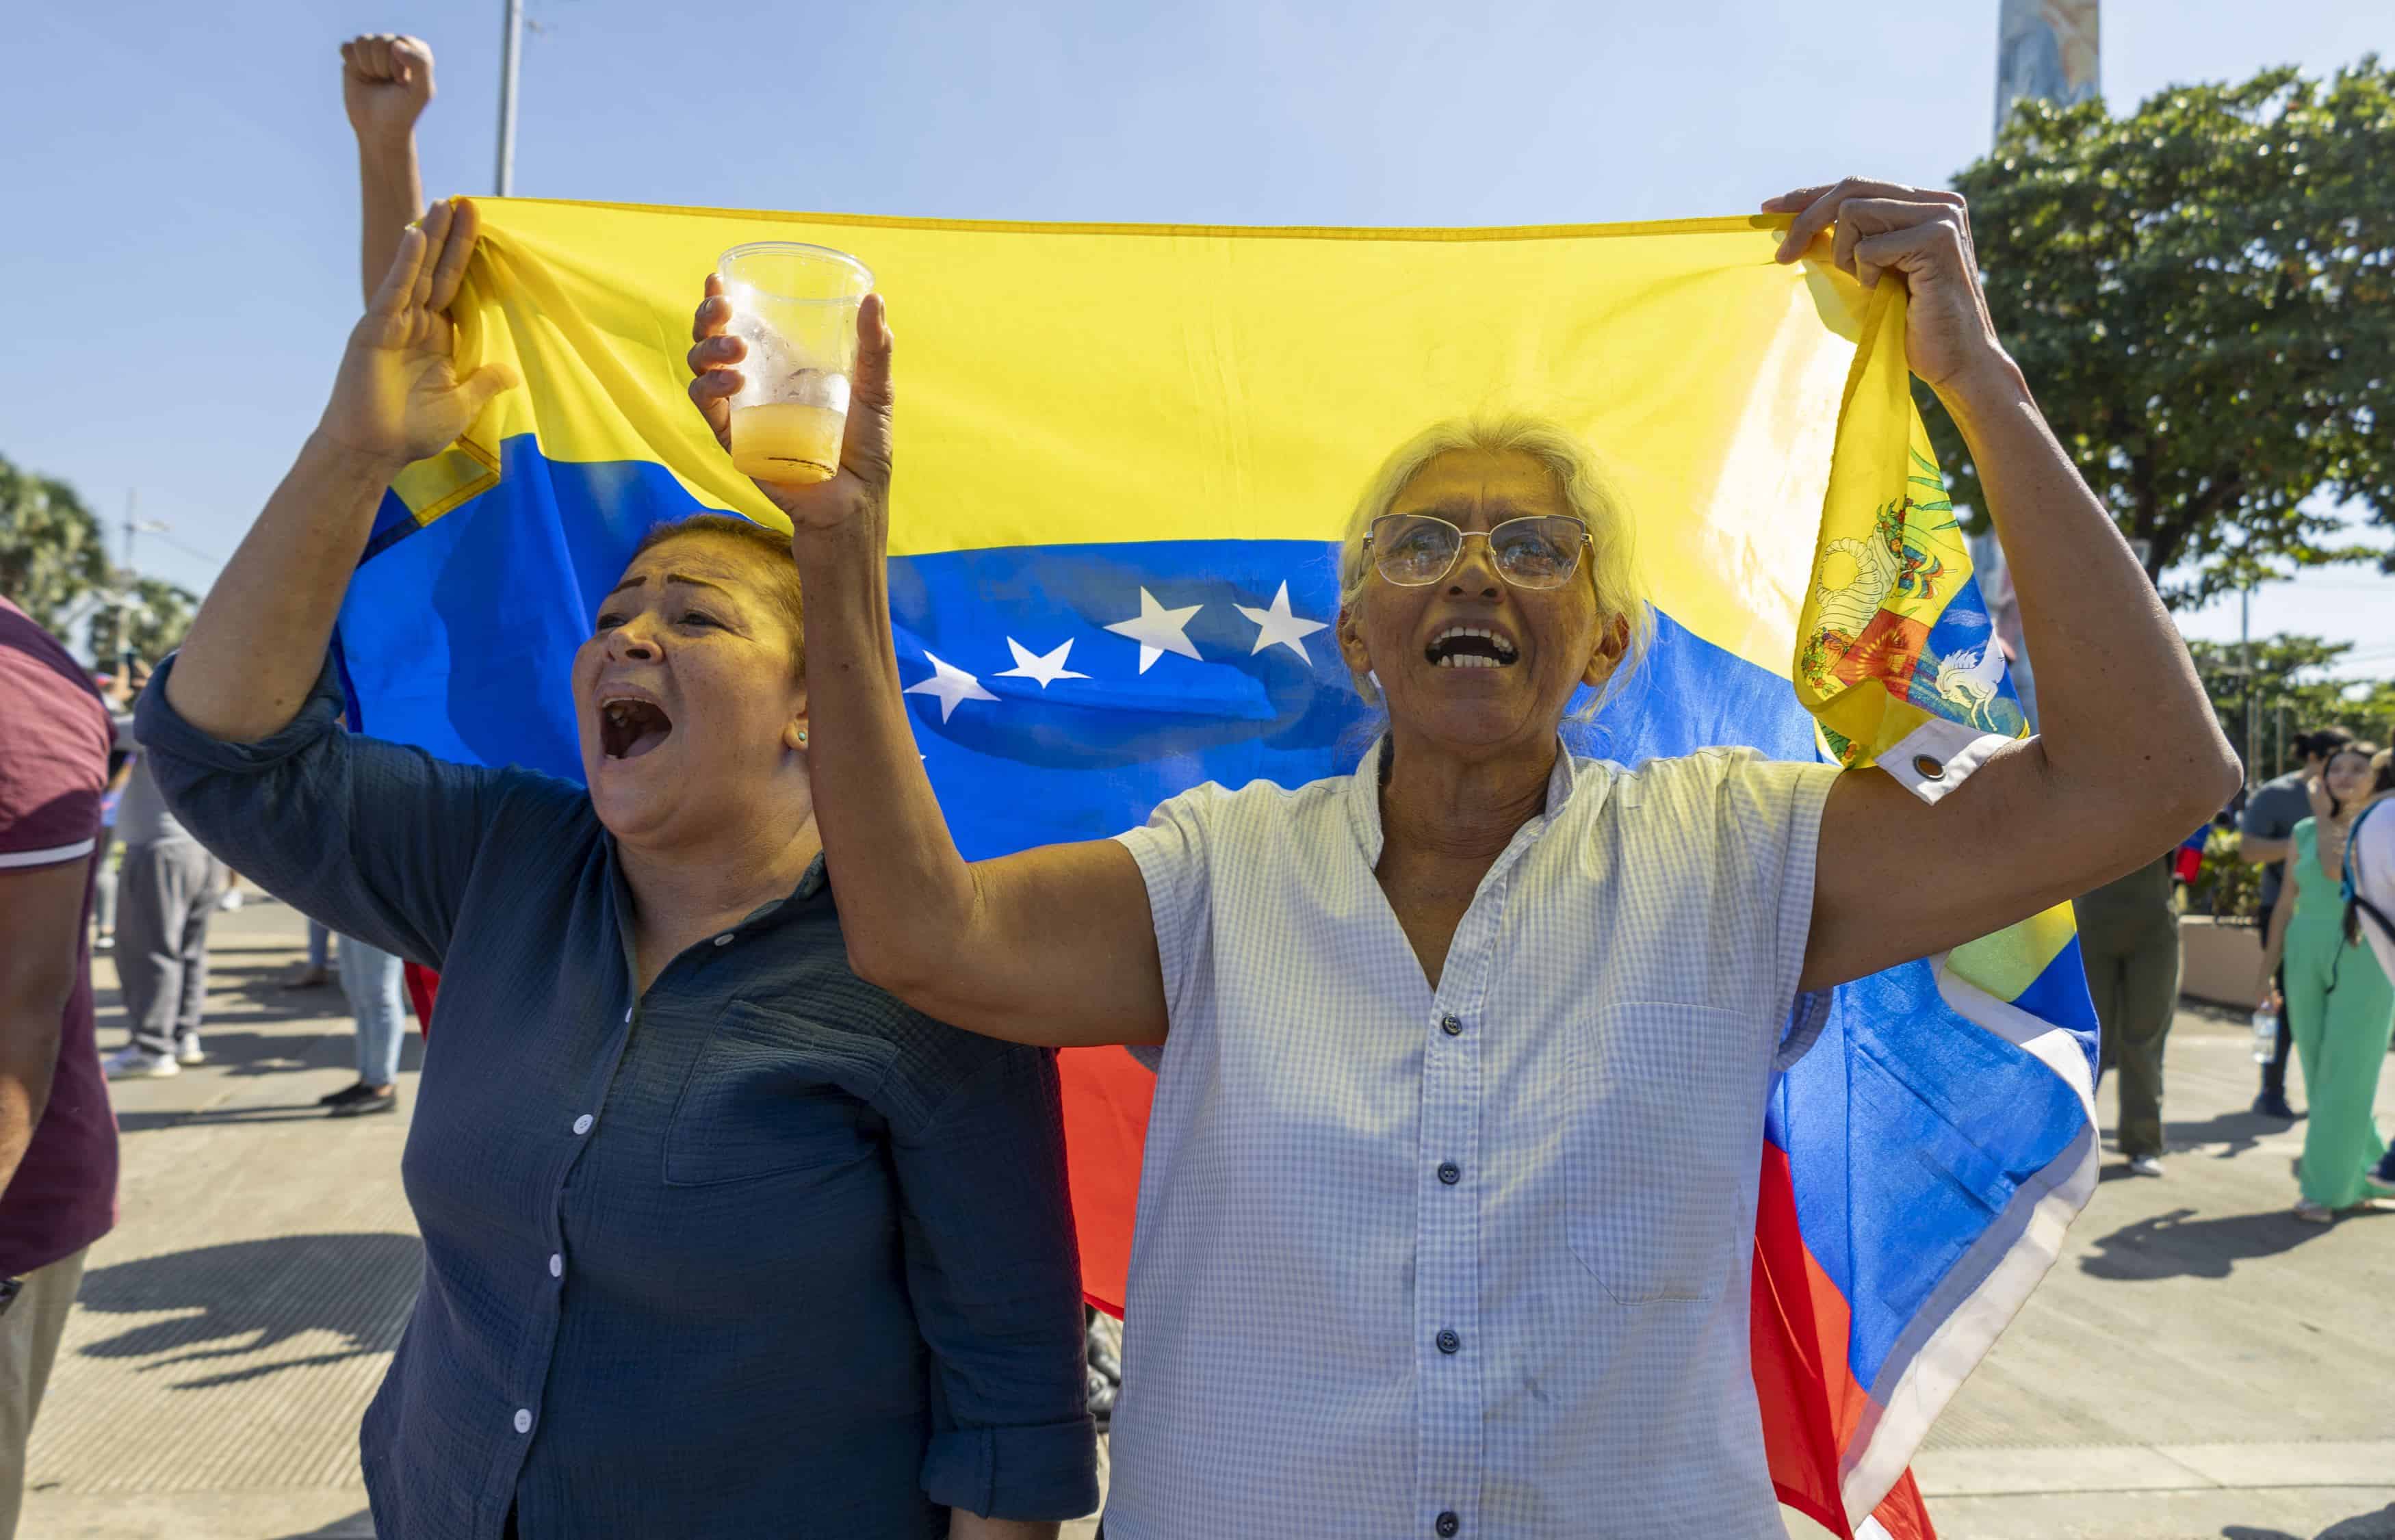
[598,696,675,760]
[1425,624,1520,670]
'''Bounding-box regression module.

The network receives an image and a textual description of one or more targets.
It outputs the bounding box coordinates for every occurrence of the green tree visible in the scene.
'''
[85,575,198,668]
[1926,58,2394,608]
[0,452,112,628]
[2185,631,2395,774]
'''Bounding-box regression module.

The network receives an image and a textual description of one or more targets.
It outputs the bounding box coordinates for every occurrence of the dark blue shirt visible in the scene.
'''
[136,656,1096,1539]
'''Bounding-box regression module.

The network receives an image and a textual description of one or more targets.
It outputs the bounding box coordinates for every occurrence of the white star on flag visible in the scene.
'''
[903,651,999,722]
[1234,582,1330,663]
[996,637,1091,688]
[1104,588,1204,674]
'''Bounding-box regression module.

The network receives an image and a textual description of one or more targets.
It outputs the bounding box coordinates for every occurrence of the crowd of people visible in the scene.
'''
[0,27,2387,1540]
[2071,723,2395,1210]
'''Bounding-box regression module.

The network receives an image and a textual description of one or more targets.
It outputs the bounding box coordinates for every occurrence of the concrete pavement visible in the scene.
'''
[25,900,2395,1538]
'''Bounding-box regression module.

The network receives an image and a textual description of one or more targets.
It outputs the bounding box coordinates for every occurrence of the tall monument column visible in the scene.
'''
[1995,0,2101,138]
[1974,1,2099,728]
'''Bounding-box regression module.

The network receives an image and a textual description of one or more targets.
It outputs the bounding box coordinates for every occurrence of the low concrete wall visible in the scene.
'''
[2181,913,2264,1007]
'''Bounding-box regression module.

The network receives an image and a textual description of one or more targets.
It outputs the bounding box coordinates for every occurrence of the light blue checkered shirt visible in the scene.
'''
[1110,737,1837,1538]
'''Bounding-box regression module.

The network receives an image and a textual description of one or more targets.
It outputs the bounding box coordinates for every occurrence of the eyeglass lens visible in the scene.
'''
[1371,514,1585,589]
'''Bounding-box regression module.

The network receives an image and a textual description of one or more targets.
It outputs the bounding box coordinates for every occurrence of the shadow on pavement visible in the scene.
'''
[2225,1502,2395,1539]
[2166,1107,2301,1158]
[103,1024,425,1105]
[273,1511,376,1539]
[2077,1205,2331,1281]
[73,1233,422,1389]
[113,1102,399,1132]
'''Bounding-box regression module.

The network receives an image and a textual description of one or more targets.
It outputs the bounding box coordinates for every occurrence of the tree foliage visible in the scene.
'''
[2184,631,2395,774]
[84,575,198,667]
[1926,58,2394,608]
[2,450,196,664]
[0,452,112,629]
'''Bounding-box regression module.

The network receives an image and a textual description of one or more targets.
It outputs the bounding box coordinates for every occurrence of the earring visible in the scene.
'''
[797,729,809,747]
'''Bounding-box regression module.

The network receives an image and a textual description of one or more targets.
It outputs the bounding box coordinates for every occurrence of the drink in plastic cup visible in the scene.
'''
[715,242,875,484]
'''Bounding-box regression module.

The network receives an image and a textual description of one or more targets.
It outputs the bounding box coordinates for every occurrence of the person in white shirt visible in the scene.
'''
[2347,751,2395,987]
[684,180,2240,1535]
[2338,750,2395,1193]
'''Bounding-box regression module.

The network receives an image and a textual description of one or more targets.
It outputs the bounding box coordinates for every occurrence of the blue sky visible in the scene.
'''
[1,0,2385,673]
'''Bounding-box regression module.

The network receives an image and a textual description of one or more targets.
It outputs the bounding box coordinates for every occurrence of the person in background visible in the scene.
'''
[287,919,335,991]
[321,932,408,1118]
[89,673,133,953]
[0,599,122,1539]
[2257,742,2395,1223]
[100,663,224,1080]
[2074,848,2182,1177]
[2242,726,2357,1118]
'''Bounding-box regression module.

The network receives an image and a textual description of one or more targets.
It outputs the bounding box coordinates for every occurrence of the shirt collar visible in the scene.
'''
[601,841,831,978]
[1343,731,1590,865]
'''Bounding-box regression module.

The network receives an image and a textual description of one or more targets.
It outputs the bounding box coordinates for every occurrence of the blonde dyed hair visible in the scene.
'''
[1336,415,1653,719]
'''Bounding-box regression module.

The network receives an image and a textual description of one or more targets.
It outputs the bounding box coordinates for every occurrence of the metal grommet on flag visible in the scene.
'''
[1912,754,1947,781]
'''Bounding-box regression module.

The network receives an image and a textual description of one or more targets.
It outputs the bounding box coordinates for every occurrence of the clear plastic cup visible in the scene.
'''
[715,242,875,484]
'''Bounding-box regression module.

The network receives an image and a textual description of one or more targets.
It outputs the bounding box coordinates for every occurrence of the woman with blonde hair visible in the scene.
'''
[686,177,2241,1535]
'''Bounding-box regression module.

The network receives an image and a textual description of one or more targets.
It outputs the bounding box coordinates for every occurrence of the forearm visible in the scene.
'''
[0,1015,62,1198]
[166,434,403,742]
[2242,836,2291,867]
[949,1517,1057,1540]
[359,144,424,307]
[1941,357,2235,826]
[790,520,985,986]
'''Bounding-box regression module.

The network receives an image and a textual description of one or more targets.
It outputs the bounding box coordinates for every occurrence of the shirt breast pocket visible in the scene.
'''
[662,1003,895,1188]
[1563,1001,1760,1305]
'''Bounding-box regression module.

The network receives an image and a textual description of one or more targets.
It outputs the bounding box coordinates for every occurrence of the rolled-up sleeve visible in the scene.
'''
[888,1041,1098,1520]
[1113,783,1222,1027]
[132,651,513,969]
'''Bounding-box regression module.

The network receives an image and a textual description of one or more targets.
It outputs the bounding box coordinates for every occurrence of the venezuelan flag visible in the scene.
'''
[341,197,2095,1539]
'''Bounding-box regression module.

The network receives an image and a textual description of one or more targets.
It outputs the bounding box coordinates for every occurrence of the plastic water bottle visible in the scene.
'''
[2251,1006,2279,1064]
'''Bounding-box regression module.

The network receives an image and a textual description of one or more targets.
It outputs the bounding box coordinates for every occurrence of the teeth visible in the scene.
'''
[1429,624,1518,661]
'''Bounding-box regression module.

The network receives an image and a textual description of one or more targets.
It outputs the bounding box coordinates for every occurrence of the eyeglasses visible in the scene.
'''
[1362,512,1592,590]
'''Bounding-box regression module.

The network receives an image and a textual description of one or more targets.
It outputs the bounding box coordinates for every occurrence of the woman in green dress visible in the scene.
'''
[2260,741,2395,1222]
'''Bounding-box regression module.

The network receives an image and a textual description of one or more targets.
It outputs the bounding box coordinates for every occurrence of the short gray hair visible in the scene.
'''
[1335,414,1653,720]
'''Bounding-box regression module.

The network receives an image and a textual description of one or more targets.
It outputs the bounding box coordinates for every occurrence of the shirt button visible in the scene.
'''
[1436,1329,1460,1355]
[1440,1015,1462,1036]
[1436,1513,1460,1537]
[571,1114,594,1136]
[1437,1162,1461,1186]
[549,1253,563,1279]
[513,1408,532,1434]
[712,933,734,947]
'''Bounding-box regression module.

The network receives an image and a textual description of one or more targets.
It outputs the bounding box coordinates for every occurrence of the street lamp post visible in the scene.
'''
[495,0,524,196]
[2240,583,2257,789]
[117,491,168,666]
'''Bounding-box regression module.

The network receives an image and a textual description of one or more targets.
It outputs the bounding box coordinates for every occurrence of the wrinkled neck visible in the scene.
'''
[617,801,822,984]
[1375,729,1555,865]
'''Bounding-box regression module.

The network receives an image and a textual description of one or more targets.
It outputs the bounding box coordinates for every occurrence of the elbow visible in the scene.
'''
[842,929,945,1017]
[842,930,911,997]
[2145,741,2241,848]
[2189,739,2246,825]
[2096,737,2238,865]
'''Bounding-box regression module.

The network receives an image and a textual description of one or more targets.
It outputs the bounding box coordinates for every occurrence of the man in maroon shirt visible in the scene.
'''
[0,597,119,1537]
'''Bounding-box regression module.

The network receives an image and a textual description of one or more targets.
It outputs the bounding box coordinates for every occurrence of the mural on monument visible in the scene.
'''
[1995,0,2099,135]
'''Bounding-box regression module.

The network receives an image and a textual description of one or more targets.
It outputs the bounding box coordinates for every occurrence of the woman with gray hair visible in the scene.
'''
[688,177,2240,1536]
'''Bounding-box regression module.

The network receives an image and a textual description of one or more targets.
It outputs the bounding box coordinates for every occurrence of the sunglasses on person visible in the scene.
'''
[1363,512,1592,590]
